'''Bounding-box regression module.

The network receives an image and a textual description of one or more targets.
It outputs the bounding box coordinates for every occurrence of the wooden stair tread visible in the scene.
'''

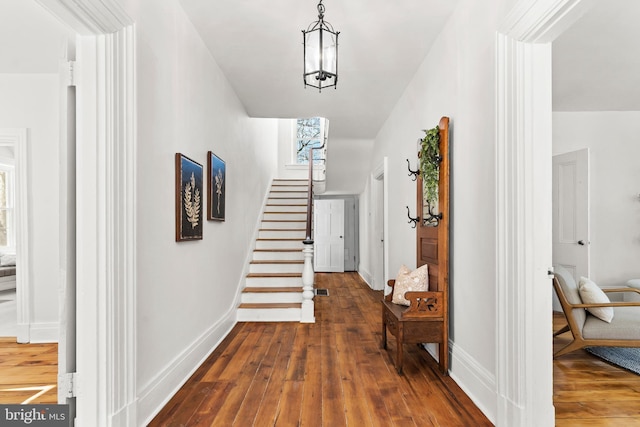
[254,249,302,252]
[262,220,306,222]
[246,273,302,278]
[242,287,303,293]
[238,303,302,309]
[259,228,306,231]
[250,260,304,264]
[263,211,307,214]
[256,238,303,241]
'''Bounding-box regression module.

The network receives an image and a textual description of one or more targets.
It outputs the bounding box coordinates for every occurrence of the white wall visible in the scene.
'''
[361,0,519,421]
[553,111,640,285]
[119,1,279,423]
[0,74,60,342]
[325,138,374,195]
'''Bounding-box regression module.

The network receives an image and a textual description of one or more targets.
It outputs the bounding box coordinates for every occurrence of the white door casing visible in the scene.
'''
[34,1,137,426]
[496,0,596,426]
[371,162,386,291]
[552,149,590,279]
[0,129,30,344]
[314,199,345,272]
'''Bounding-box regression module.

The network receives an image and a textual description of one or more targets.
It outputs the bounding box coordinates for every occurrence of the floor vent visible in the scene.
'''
[315,288,329,296]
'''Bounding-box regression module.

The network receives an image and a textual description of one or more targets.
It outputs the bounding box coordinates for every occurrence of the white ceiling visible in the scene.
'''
[0,0,73,73]
[553,0,640,111]
[179,0,461,139]
[5,0,639,136]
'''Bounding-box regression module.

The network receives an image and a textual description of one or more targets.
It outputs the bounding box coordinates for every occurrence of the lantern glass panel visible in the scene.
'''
[323,32,337,75]
[305,30,320,74]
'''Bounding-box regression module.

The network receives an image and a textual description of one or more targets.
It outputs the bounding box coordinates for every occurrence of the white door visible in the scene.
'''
[552,148,590,288]
[314,199,345,272]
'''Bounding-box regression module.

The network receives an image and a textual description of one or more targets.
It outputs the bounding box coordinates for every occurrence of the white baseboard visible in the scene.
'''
[29,322,59,343]
[358,269,372,288]
[137,311,236,425]
[448,341,497,424]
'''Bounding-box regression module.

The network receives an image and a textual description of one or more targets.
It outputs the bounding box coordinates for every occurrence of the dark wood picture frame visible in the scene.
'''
[175,153,204,241]
[207,151,226,221]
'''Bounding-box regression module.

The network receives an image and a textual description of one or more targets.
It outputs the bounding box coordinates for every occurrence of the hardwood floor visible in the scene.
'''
[0,338,57,404]
[150,273,491,426]
[2,276,639,425]
[553,312,640,426]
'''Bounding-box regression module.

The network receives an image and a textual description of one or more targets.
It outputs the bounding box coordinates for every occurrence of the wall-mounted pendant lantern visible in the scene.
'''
[302,0,339,92]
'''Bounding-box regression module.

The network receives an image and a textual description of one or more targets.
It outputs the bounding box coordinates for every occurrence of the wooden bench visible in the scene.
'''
[381,279,447,374]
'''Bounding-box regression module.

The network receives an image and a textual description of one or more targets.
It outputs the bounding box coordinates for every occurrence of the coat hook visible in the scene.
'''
[406,206,419,228]
[406,159,419,181]
[422,203,443,227]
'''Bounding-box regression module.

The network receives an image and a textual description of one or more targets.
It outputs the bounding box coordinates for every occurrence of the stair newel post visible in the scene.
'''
[300,146,316,323]
[301,241,315,323]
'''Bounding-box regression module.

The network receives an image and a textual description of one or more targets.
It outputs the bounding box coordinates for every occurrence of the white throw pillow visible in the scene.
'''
[392,264,429,306]
[578,277,613,323]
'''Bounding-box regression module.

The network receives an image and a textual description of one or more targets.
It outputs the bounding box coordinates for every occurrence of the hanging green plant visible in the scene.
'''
[420,125,441,207]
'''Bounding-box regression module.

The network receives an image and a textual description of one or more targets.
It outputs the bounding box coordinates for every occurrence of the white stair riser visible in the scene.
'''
[237,308,301,322]
[266,198,308,205]
[271,186,308,192]
[245,276,302,287]
[260,221,306,229]
[263,213,307,221]
[269,192,308,199]
[272,180,307,186]
[259,230,306,239]
[264,205,307,212]
[241,292,303,304]
[255,240,304,250]
[252,251,304,261]
[249,263,304,274]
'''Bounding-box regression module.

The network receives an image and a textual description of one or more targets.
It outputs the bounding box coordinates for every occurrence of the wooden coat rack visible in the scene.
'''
[382,116,450,374]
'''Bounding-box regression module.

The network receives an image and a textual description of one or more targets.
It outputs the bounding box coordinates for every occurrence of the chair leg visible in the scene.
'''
[554,339,584,358]
[553,324,570,337]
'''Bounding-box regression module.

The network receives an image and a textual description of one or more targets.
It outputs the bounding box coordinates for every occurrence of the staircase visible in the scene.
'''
[237,179,310,322]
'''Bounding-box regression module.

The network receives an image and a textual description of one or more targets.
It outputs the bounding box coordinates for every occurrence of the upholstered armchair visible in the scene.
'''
[553,265,640,358]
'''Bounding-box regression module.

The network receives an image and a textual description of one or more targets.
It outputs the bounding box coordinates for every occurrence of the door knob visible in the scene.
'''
[577,240,585,246]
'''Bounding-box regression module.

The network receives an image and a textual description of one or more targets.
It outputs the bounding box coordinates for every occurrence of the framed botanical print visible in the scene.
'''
[207,151,226,221]
[175,153,204,241]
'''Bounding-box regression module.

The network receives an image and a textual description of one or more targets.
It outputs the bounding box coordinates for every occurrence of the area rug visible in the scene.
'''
[585,347,640,375]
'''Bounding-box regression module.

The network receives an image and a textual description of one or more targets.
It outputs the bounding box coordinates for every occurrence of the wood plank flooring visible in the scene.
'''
[150,273,492,426]
[2,276,640,425]
[553,311,640,426]
[0,338,57,404]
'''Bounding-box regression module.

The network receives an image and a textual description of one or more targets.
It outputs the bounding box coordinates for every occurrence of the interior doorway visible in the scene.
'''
[372,158,388,291]
[495,0,597,424]
[0,129,27,340]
